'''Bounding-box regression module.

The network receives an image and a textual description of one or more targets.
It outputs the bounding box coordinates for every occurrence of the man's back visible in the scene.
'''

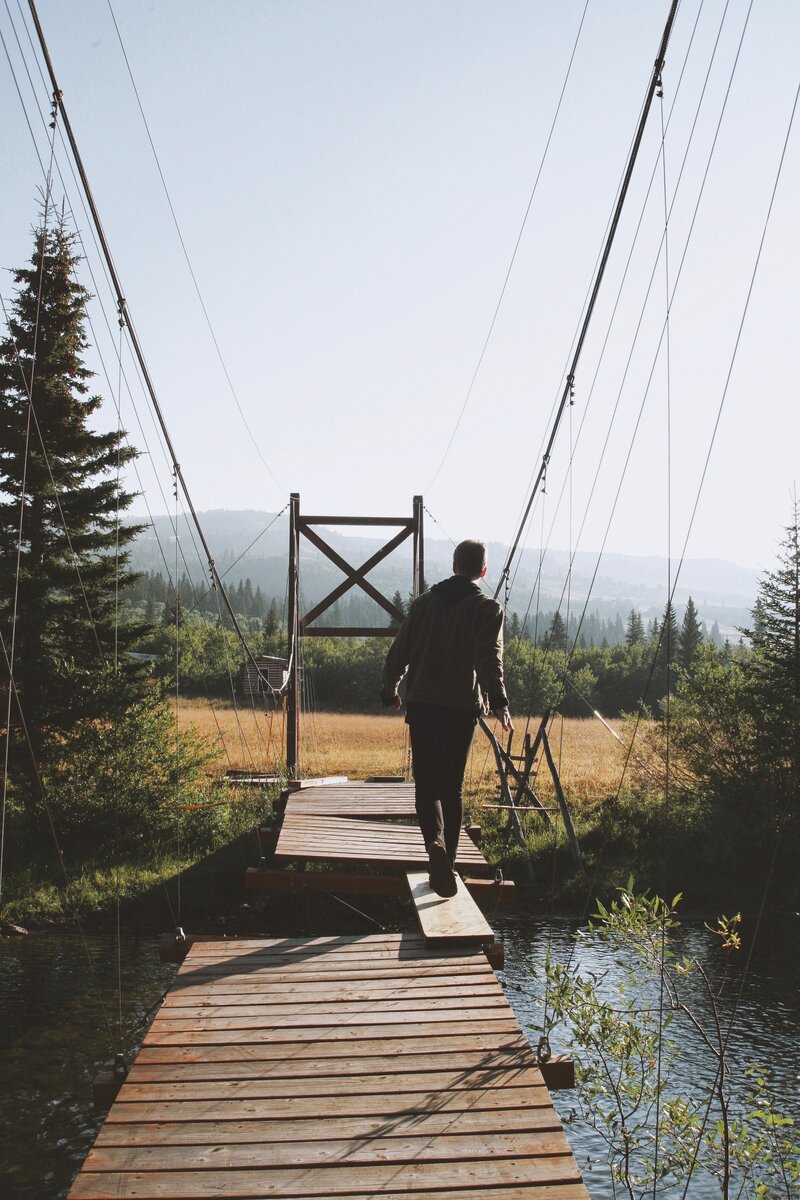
[381,575,506,715]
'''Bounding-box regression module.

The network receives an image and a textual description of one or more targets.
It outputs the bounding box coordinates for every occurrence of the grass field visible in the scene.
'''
[181,698,630,812]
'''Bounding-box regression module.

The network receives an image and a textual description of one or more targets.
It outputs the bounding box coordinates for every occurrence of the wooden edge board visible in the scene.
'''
[243,867,514,900]
[406,872,495,945]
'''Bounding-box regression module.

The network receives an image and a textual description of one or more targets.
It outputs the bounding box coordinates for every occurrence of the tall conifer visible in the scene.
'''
[0,215,144,738]
[678,597,703,670]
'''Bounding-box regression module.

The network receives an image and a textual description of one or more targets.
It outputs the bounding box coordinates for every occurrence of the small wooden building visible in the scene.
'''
[240,654,289,699]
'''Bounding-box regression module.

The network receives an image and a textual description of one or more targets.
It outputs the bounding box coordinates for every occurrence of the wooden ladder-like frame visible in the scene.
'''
[286,492,423,775]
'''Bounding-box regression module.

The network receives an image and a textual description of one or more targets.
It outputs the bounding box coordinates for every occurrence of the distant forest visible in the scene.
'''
[125,568,725,652]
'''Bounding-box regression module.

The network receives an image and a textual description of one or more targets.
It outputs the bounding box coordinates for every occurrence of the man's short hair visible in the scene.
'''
[454,539,486,579]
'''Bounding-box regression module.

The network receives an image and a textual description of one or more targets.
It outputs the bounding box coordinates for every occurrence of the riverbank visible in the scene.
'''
[2,709,796,928]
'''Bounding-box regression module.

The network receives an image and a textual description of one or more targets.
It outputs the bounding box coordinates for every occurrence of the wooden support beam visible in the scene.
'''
[299,515,414,526]
[300,525,412,627]
[244,867,516,902]
[540,726,582,865]
[92,1071,125,1113]
[540,1054,576,1090]
[288,776,349,789]
[299,523,408,625]
[484,940,505,969]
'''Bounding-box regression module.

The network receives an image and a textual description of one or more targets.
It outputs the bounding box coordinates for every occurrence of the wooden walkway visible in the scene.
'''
[69,934,588,1199]
[282,781,417,817]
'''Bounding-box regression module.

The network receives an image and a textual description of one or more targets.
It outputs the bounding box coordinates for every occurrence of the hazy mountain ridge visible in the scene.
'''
[129,509,759,635]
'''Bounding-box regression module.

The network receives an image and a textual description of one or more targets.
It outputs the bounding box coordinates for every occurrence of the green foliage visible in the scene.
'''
[664,506,800,856]
[0,214,146,742]
[9,667,218,858]
[679,596,704,670]
[540,886,799,1198]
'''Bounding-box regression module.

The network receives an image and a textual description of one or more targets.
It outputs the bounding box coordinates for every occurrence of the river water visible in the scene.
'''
[1,912,797,1199]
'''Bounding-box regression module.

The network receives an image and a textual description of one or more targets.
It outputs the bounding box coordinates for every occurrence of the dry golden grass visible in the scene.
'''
[181,699,629,810]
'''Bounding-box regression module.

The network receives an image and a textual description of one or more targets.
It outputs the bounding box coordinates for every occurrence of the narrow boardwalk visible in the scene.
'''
[69,934,588,1199]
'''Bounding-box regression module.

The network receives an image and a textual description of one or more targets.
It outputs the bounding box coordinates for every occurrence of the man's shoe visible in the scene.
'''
[427,840,458,898]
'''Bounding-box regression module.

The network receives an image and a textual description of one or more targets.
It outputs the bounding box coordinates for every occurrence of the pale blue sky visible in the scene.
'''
[2,0,798,575]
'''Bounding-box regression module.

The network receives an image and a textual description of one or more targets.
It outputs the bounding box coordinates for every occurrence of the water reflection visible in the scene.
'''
[495,910,800,1197]
[0,935,175,1200]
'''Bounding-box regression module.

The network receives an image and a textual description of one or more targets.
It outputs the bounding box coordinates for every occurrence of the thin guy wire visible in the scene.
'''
[426,0,591,492]
[0,89,58,908]
[652,75,672,1198]
[104,0,284,495]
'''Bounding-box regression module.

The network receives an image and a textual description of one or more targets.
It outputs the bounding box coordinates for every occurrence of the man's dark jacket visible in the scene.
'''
[381,575,509,715]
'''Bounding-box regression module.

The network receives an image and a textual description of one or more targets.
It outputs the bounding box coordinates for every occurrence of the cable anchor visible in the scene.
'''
[567,373,576,405]
[536,1035,552,1064]
[655,72,664,99]
[49,89,62,129]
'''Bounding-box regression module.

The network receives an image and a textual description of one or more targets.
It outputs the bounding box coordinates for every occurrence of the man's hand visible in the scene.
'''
[494,706,514,732]
[380,693,402,711]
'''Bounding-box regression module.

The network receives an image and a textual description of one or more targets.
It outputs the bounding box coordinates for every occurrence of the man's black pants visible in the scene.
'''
[407,703,476,866]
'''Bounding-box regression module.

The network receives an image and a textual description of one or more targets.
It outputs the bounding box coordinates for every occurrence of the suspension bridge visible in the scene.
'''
[3,0,798,1195]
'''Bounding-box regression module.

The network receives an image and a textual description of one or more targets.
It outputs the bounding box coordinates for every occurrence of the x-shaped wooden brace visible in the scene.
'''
[299,522,413,630]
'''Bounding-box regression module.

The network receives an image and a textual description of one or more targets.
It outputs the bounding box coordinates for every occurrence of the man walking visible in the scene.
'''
[380,539,513,897]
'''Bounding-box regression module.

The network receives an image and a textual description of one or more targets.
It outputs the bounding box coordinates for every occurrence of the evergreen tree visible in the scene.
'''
[678,596,703,670]
[744,504,800,802]
[546,611,567,652]
[263,598,280,638]
[0,214,144,739]
[391,590,406,620]
[625,608,644,646]
[710,619,722,648]
[653,601,679,700]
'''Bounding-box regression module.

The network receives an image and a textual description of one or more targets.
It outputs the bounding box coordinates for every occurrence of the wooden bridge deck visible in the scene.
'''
[283,781,417,817]
[69,934,588,1199]
[274,810,491,874]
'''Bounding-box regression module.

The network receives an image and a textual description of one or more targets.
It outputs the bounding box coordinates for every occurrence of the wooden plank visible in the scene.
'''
[145,1019,523,1045]
[407,871,495,945]
[95,1107,563,1145]
[67,935,586,1200]
[106,1085,552,1123]
[299,515,415,526]
[115,1065,545,1102]
[70,1159,585,1198]
[274,812,490,872]
[156,995,509,1021]
[135,1032,530,1063]
[84,1129,572,1170]
[127,1048,533,1082]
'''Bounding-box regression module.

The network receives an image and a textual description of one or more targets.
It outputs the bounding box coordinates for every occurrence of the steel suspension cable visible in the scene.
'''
[426,0,591,492]
[104,0,284,495]
[26,0,281,702]
[495,0,681,601]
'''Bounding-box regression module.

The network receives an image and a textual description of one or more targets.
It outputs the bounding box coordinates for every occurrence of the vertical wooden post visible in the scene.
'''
[413,495,424,597]
[286,493,300,780]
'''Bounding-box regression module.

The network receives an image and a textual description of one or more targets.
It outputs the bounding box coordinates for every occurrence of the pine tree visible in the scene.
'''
[547,611,567,652]
[744,504,800,802]
[625,608,644,646]
[0,214,144,738]
[263,598,280,638]
[678,596,703,670]
[652,601,679,700]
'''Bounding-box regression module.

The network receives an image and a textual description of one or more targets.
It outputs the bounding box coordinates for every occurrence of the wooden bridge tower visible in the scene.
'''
[285,493,424,777]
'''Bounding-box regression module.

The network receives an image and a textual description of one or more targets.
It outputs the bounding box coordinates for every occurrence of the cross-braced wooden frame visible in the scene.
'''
[286,493,423,776]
